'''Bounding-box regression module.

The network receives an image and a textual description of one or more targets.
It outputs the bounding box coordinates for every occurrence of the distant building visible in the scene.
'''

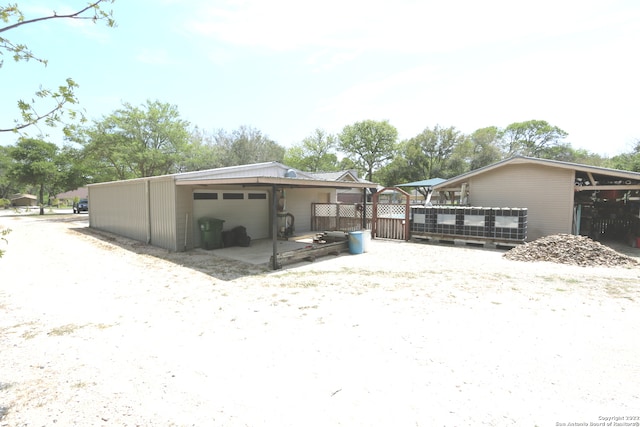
[310,170,375,203]
[10,194,37,207]
[56,187,88,204]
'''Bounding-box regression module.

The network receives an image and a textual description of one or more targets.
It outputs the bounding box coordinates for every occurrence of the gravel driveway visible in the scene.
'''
[1,211,639,426]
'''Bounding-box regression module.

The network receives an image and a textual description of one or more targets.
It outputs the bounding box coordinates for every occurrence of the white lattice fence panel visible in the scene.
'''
[314,203,337,216]
[338,204,357,217]
[365,204,373,219]
[376,204,406,218]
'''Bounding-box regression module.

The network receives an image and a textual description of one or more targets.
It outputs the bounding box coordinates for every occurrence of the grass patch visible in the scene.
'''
[48,323,86,336]
[71,381,88,389]
[21,329,38,340]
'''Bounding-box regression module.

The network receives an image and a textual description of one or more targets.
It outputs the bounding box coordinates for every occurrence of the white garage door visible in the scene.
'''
[193,190,269,239]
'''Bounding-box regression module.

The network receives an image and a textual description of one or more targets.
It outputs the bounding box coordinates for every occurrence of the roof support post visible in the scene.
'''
[362,187,367,229]
[271,184,280,270]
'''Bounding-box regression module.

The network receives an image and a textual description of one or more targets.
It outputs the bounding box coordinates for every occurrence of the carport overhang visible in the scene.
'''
[176,176,376,269]
[175,176,375,189]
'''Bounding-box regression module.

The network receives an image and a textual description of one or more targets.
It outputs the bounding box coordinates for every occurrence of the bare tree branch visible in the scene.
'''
[0,1,114,34]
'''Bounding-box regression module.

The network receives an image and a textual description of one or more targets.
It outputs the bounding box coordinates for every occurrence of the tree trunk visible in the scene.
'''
[39,182,44,215]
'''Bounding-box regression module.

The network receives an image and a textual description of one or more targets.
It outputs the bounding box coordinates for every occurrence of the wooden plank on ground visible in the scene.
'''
[270,241,349,268]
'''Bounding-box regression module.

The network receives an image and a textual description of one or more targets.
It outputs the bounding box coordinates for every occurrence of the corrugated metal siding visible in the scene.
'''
[175,185,194,251]
[88,181,149,242]
[468,163,574,240]
[149,178,177,251]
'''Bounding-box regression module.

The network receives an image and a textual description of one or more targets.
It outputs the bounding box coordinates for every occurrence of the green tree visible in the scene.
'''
[76,100,191,180]
[502,120,568,157]
[375,125,467,186]
[374,151,413,187]
[0,145,19,199]
[8,138,58,214]
[611,140,640,172]
[213,126,285,167]
[283,129,338,172]
[407,125,465,179]
[338,120,398,181]
[467,126,503,170]
[179,127,224,172]
[55,145,90,192]
[1,1,116,135]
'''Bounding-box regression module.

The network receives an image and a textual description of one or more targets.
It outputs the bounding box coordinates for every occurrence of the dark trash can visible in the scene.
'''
[221,225,251,248]
[198,217,225,249]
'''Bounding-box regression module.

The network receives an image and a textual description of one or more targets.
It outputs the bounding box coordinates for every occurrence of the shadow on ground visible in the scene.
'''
[70,225,277,281]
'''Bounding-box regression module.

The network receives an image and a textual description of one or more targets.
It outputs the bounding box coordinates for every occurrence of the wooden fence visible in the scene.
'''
[311,203,372,232]
[311,199,410,240]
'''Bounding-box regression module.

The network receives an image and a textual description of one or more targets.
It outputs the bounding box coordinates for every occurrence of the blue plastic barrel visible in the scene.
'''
[349,231,364,254]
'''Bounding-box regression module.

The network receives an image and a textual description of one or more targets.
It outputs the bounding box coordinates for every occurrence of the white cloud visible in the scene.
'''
[185,0,638,53]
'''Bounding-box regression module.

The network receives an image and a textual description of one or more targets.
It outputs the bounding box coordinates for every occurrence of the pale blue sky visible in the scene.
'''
[1,0,639,156]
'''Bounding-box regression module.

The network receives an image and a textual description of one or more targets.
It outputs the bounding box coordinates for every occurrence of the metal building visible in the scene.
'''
[432,156,640,242]
[88,162,374,253]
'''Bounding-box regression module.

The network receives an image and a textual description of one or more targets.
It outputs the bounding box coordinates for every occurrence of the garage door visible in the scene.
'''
[193,190,269,240]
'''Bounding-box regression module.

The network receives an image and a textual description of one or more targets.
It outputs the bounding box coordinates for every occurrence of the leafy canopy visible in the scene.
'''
[0,1,116,135]
[339,120,398,181]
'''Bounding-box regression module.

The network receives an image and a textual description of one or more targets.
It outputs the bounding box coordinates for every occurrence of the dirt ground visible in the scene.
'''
[1,210,640,426]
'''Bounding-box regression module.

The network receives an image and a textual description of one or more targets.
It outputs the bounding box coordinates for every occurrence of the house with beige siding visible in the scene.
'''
[432,156,640,242]
[10,194,37,207]
[87,162,374,255]
[310,170,376,203]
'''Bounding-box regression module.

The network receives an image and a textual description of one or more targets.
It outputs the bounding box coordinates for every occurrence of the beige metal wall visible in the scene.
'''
[285,188,334,233]
[192,186,270,241]
[89,180,149,243]
[175,185,195,251]
[178,185,337,247]
[89,177,180,251]
[179,185,273,248]
[468,163,575,240]
[149,178,178,251]
[90,179,340,251]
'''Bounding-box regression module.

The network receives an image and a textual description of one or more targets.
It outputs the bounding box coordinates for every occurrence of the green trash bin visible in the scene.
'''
[198,217,225,249]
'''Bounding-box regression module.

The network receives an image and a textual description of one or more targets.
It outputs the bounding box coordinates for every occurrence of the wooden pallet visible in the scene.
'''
[270,240,349,268]
[411,233,522,249]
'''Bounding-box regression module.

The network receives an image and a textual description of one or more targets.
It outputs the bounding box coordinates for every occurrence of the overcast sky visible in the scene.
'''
[1,0,639,156]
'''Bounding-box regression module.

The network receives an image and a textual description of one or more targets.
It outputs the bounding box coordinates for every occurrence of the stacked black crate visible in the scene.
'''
[410,207,428,233]
[461,207,491,238]
[491,208,527,241]
[434,206,458,235]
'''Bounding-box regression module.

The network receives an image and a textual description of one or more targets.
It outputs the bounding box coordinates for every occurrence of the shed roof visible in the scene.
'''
[89,161,377,189]
[434,156,640,192]
[56,187,88,199]
[310,170,359,182]
[10,194,37,201]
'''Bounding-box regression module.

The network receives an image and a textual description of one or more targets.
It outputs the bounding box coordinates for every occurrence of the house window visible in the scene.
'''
[223,193,244,200]
[248,193,267,200]
[194,193,218,200]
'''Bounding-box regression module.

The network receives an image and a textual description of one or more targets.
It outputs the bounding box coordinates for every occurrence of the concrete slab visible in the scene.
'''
[206,237,314,265]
